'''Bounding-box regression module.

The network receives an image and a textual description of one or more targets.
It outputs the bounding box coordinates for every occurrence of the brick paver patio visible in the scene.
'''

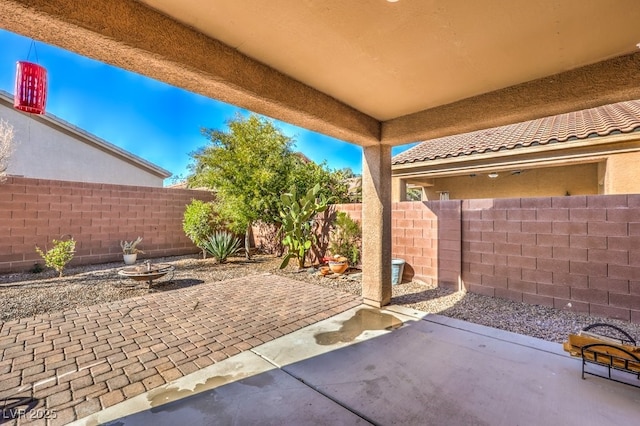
[0,274,361,425]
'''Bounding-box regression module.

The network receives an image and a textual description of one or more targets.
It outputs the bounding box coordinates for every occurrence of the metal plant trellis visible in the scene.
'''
[13,41,47,115]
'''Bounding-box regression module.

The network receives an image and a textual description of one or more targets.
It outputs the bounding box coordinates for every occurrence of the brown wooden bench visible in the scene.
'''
[563,323,640,388]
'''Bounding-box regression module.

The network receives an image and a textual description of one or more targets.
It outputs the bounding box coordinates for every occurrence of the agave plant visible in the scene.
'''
[202,231,242,263]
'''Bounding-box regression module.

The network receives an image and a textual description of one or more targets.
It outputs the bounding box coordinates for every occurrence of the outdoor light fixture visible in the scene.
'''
[488,172,499,179]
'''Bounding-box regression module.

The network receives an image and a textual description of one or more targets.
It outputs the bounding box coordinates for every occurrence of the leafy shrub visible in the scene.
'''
[183,200,217,258]
[35,237,76,277]
[202,231,242,263]
[328,211,362,265]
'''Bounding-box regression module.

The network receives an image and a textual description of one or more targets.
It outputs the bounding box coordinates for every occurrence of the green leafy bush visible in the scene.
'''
[35,237,76,277]
[328,211,362,265]
[183,200,217,258]
[202,231,242,263]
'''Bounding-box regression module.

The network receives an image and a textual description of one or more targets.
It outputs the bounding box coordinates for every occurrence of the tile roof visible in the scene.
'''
[392,100,640,165]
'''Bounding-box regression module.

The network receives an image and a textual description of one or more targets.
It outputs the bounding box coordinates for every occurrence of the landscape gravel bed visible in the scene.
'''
[2,254,639,344]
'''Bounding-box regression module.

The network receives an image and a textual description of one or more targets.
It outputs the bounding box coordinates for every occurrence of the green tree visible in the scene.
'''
[287,160,351,205]
[188,115,294,258]
[332,168,361,203]
[187,114,350,258]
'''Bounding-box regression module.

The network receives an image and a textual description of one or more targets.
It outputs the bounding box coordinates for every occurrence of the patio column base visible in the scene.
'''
[363,298,385,308]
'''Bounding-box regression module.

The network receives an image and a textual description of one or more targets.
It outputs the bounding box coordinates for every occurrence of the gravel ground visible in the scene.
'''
[2,253,640,344]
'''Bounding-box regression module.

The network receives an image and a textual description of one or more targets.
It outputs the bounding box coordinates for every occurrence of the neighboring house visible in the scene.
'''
[0,89,171,187]
[392,100,640,201]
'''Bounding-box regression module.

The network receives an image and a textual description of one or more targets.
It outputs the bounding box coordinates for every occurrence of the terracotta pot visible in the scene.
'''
[328,260,349,274]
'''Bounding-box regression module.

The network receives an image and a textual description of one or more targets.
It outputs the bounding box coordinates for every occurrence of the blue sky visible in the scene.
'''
[0,28,417,184]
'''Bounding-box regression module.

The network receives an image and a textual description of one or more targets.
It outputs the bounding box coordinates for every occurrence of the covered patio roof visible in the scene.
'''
[1,0,640,147]
[2,0,640,307]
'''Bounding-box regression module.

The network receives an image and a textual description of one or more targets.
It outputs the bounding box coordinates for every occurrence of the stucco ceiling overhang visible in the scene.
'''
[1,0,640,147]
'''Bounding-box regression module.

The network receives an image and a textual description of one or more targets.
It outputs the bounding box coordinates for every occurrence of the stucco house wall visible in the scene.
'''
[603,151,640,195]
[0,90,171,187]
[421,163,600,200]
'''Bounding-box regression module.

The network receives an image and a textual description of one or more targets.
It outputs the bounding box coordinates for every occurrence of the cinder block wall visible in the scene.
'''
[462,195,640,322]
[0,176,213,273]
[335,195,640,323]
[334,202,461,288]
[390,201,461,288]
[8,180,636,323]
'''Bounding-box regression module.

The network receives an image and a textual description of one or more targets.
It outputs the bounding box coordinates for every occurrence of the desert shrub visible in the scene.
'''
[328,211,361,265]
[183,200,218,258]
[202,231,242,263]
[35,237,76,277]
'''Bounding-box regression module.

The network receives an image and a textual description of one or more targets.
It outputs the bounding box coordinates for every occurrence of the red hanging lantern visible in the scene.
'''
[14,61,48,115]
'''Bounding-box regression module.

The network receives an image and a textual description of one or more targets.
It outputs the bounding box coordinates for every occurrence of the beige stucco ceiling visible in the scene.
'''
[141,0,640,121]
[1,0,640,147]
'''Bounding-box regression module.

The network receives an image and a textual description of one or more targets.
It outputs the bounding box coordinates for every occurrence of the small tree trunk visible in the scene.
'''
[274,223,284,257]
[202,248,207,259]
[245,225,252,260]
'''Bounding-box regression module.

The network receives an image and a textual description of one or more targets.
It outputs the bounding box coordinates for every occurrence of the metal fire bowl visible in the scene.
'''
[117,263,175,284]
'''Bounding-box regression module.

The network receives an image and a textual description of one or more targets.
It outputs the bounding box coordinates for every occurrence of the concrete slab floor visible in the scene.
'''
[75,305,640,426]
[79,351,367,426]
